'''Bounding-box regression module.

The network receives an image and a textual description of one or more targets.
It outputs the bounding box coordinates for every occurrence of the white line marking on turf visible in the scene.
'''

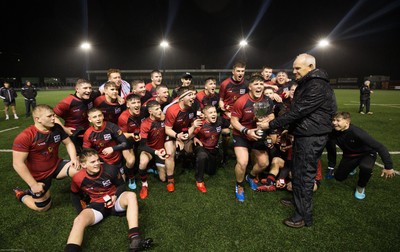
[322,151,400,155]
[376,161,400,175]
[0,149,13,152]
[0,126,19,133]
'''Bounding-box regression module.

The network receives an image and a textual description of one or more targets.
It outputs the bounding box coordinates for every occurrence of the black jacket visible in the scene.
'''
[21,84,37,100]
[269,69,337,136]
[0,87,18,102]
[326,124,393,169]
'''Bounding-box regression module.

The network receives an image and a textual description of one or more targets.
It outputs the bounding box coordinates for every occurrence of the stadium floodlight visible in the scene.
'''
[239,40,248,47]
[80,42,91,50]
[160,40,169,49]
[318,39,330,48]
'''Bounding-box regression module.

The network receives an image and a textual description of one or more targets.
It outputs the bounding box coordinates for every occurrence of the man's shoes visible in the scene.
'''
[349,169,357,176]
[354,187,366,200]
[14,114,19,119]
[367,112,373,115]
[245,175,258,191]
[359,111,365,114]
[280,198,294,208]
[139,186,148,199]
[283,218,305,228]
[196,182,207,193]
[128,178,137,190]
[166,183,175,192]
[256,184,276,192]
[129,236,153,252]
[235,185,245,202]
[5,115,9,120]
[13,187,28,202]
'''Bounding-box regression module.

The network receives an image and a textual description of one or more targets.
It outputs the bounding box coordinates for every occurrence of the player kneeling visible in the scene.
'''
[138,100,168,199]
[64,148,153,252]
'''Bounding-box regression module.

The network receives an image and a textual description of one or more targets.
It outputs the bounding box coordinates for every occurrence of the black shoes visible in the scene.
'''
[280,198,294,208]
[283,218,305,228]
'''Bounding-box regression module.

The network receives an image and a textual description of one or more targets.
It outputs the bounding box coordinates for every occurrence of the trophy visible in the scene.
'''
[253,102,270,136]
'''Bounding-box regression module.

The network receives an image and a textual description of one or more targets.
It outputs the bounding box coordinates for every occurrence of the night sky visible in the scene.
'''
[1,0,400,79]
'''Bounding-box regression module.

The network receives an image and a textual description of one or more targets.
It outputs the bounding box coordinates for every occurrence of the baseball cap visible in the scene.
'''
[181,72,192,79]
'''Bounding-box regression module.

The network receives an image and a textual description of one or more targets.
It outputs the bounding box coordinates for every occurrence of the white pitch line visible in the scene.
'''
[0,149,13,152]
[375,161,400,175]
[0,126,19,133]
[322,151,400,155]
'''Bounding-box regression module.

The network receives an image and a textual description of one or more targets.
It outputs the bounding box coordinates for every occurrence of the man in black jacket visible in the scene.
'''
[0,81,19,120]
[327,112,395,199]
[21,80,37,117]
[260,53,337,228]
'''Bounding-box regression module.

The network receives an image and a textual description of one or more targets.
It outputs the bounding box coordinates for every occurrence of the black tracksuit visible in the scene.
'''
[21,84,37,117]
[326,124,393,187]
[359,85,372,113]
[269,68,337,226]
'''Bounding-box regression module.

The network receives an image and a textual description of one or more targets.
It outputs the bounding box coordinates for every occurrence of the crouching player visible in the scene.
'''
[12,104,80,212]
[83,108,130,177]
[138,100,168,199]
[192,105,229,192]
[64,148,153,252]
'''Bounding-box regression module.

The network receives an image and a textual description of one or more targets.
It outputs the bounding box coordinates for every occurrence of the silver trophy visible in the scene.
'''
[253,102,270,136]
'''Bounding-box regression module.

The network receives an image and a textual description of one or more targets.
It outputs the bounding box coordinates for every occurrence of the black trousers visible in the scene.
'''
[194,146,218,182]
[359,98,370,113]
[334,153,375,188]
[24,99,36,117]
[291,135,328,226]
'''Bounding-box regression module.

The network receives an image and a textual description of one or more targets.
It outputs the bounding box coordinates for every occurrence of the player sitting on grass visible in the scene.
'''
[64,148,153,252]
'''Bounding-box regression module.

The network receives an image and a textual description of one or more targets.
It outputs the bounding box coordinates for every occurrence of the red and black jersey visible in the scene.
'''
[94,96,124,124]
[54,94,94,129]
[231,94,274,138]
[165,103,195,133]
[118,109,146,134]
[82,121,126,165]
[194,117,229,150]
[219,77,247,118]
[196,90,219,109]
[12,124,68,180]
[145,83,157,98]
[140,117,166,150]
[71,163,124,203]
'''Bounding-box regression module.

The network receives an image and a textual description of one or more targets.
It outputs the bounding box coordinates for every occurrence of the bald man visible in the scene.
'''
[260,53,337,228]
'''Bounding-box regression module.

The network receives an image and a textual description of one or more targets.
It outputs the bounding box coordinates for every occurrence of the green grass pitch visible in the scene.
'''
[0,89,399,251]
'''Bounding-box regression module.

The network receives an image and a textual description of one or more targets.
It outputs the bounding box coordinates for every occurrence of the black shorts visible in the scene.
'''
[3,100,16,106]
[31,159,69,199]
[232,134,267,151]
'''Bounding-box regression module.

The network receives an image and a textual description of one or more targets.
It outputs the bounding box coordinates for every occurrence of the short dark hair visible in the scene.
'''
[126,94,141,102]
[79,148,99,163]
[147,100,160,111]
[334,111,351,121]
[248,75,264,84]
[233,61,246,69]
[104,81,117,89]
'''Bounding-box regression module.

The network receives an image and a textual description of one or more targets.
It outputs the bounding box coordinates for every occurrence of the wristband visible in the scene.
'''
[175,133,178,139]
[240,127,249,135]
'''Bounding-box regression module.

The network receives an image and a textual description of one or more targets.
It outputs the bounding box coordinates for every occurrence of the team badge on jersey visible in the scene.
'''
[54,135,61,143]
[240,89,246,94]
[102,179,112,187]
[104,133,112,141]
